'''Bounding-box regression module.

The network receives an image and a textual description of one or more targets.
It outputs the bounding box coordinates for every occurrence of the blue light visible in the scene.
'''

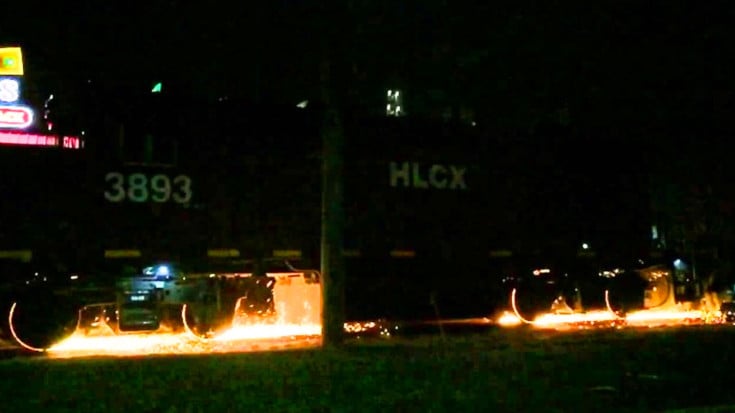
[155,265,170,277]
[673,259,684,269]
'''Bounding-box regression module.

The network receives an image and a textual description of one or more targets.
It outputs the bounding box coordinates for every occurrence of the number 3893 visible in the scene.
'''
[104,172,193,204]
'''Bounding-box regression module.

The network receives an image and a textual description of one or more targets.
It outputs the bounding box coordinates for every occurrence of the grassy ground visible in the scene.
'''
[1,326,735,412]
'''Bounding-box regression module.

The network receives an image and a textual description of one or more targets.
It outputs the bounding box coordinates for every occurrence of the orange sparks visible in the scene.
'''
[497,311,522,326]
[624,309,705,326]
[498,289,721,329]
[532,311,619,327]
[9,301,323,359]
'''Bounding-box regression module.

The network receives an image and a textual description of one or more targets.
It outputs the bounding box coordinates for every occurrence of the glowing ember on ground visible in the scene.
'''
[343,321,379,333]
[43,325,323,359]
[532,310,619,327]
[625,309,705,325]
[501,288,720,330]
[498,307,712,329]
[497,312,522,326]
[43,319,324,358]
[0,338,15,350]
[212,324,322,342]
[8,302,323,358]
[47,332,204,357]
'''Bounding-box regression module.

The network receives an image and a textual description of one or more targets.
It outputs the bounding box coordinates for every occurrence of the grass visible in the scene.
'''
[1,326,735,412]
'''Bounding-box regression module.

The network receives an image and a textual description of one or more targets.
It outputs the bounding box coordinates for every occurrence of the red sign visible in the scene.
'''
[0,131,57,146]
[63,136,81,149]
[0,105,33,129]
[0,131,82,149]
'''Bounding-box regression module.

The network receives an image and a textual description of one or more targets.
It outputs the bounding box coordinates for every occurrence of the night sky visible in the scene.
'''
[5,1,735,132]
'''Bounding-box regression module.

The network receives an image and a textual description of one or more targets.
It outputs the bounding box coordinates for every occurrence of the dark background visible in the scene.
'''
[2,1,735,319]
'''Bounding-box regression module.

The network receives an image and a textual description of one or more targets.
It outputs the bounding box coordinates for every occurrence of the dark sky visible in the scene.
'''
[4,1,735,133]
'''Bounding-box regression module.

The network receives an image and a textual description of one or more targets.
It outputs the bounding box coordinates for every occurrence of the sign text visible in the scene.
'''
[389,162,467,190]
[104,172,193,204]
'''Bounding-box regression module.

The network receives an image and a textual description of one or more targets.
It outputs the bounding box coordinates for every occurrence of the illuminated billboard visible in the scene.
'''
[0,47,82,148]
[0,48,24,76]
[0,49,32,131]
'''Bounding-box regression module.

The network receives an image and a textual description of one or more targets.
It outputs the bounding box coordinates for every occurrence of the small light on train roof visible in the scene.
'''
[155,265,170,277]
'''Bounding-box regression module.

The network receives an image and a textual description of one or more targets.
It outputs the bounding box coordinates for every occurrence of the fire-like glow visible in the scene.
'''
[344,321,379,333]
[213,324,321,342]
[509,288,617,327]
[46,298,321,358]
[532,311,618,327]
[9,276,325,358]
[18,303,322,359]
[0,337,15,350]
[46,331,204,357]
[625,309,704,325]
[497,311,522,326]
[499,289,714,329]
[43,329,323,359]
[0,105,33,129]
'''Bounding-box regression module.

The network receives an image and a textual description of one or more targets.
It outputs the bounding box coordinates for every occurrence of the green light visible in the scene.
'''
[2,57,14,67]
[151,82,162,93]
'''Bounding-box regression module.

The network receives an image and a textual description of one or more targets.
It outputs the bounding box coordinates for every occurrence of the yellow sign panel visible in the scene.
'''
[0,249,32,262]
[490,249,513,258]
[104,249,142,258]
[207,249,241,258]
[272,249,302,259]
[390,249,416,258]
[0,47,24,76]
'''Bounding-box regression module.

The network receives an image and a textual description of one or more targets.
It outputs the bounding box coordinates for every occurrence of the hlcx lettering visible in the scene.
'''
[389,162,467,190]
